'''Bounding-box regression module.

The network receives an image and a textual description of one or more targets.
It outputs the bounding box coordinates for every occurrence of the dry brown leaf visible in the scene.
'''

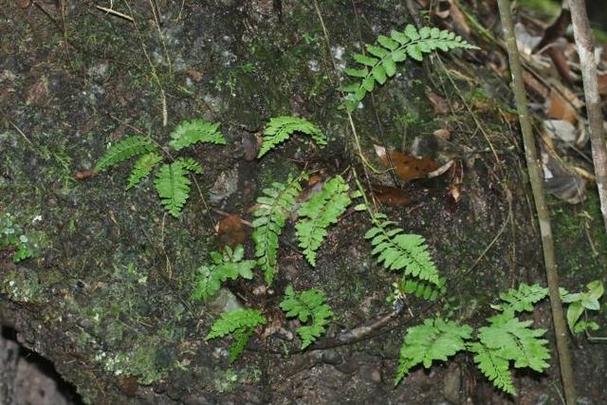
[186,68,203,82]
[74,169,95,180]
[546,89,578,124]
[446,0,471,38]
[598,73,607,96]
[433,128,451,140]
[546,46,573,84]
[374,145,439,181]
[216,214,246,249]
[371,185,412,207]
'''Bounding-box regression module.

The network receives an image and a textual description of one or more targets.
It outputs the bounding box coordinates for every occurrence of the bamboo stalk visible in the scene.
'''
[496,1,577,403]
[568,0,607,234]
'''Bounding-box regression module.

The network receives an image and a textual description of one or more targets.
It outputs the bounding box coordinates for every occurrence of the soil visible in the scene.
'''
[1,1,606,404]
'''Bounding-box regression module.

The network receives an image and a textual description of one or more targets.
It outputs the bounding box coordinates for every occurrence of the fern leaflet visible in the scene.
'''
[154,158,202,217]
[168,119,226,151]
[206,308,266,362]
[127,152,163,190]
[258,116,327,158]
[365,213,440,285]
[497,283,548,313]
[399,277,446,301]
[343,25,477,111]
[295,175,352,266]
[280,285,333,349]
[96,136,157,172]
[252,174,304,285]
[192,245,256,302]
[395,317,472,385]
[469,342,515,395]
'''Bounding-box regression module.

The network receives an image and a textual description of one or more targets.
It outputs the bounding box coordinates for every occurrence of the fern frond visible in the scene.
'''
[177,157,203,174]
[478,312,550,373]
[343,25,477,111]
[252,174,305,285]
[469,342,516,395]
[126,152,163,190]
[96,136,157,172]
[168,119,226,151]
[258,116,327,158]
[295,176,352,266]
[401,277,446,301]
[280,285,333,349]
[206,308,267,362]
[154,160,192,217]
[192,245,256,302]
[497,283,548,313]
[395,317,472,385]
[365,213,440,285]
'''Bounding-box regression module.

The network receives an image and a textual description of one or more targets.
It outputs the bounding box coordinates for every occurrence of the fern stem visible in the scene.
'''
[497,1,576,403]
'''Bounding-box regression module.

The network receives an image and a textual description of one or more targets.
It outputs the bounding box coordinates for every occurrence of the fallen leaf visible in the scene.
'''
[546,46,573,84]
[371,184,412,207]
[74,169,95,180]
[374,145,439,181]
[433,128,451,140]
[216,214,247,249]
[426,90,450,115]
[543,119,577,143]
[186,68,203,82]
[598,73,607,96]
[546,89,578,124]
[446,0,471,38]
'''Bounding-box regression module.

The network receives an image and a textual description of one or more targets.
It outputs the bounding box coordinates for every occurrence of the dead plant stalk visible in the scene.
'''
[496,0,576,403]
[567,0,607,234]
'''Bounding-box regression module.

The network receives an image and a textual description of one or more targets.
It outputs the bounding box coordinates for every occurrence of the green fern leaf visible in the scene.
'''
[395,317,472,385]
[497,283,548,313]
[168,119,226,151]
[154,158,201,217]
[401,277,446,301]
[280,285,333,349]
[478,312,550,373]
[295,175,352,266]
[206,308,266,362]
[252,174,304,285]
[258,116,327,158]
[96,136,157,172]
[126,152,163,190]
[469,342,516,395]
[365,213,440,286]
[343,25,477,111]
[192,245,256,302]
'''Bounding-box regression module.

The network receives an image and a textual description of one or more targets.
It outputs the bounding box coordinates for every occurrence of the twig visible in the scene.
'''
[497,1,576,403]
[567,0,607,234]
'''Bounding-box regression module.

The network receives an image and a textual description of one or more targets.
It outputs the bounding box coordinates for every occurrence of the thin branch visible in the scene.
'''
[496,1,577,403]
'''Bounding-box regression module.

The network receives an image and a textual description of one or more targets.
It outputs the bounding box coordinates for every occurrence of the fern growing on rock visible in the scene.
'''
[192,245,256,302]
[206,308,266,362]
[395,283,550,396]
[252,174,305,285]
[258,116,327,158]
[280,285,333,349]
[343,25,477,111]
[96,118,225,217]
[295,175,355,266]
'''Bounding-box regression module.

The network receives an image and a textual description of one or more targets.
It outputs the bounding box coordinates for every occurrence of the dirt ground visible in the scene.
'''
[1,1,606,404]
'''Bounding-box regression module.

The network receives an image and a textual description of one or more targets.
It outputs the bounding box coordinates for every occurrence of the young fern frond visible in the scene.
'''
[343,25,477,111]
[127,152,163,190]
[206,308,266,362]
[192,245,256,302]
[395,317,472,385]
[154,158,202,217]
[252,174,305,285]
[280,285,333,349]
[258,116,327,158]
[497,283,548,313]
[295,175,352,266]
[168,119,226,151]
[96,136,157,172]
[365,213,440,286]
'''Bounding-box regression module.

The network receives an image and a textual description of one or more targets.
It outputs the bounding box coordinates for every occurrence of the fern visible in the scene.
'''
[496,283,548,313]
[395,317,472,385]
[279,285,333,349]
[126,152,163,190]
[365,213,440,286]
[468,342,515,395]
[206,308,266,362]
[398,277,446,302]
[252,174,305,285]
[154,158,202,217]
[343,25,477,111]
[96,136,157,172]
[168,119,226,151]
[192,245,256,302]
[257,116,327,158]
[295,175,352,266]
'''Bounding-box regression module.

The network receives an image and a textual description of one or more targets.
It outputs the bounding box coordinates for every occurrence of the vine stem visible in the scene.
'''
[496,1,576,403]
